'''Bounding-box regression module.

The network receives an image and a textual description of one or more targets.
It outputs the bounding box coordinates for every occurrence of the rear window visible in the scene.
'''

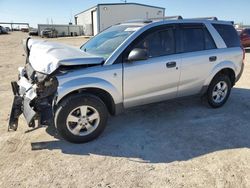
[212,24,240,47]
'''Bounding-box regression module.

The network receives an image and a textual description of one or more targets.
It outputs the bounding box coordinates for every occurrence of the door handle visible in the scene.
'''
[209,56,217,62]
[166,61,176,68]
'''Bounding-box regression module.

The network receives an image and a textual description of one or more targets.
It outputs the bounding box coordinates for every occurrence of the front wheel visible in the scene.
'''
[55,94,108,143]
[207,74,232,108]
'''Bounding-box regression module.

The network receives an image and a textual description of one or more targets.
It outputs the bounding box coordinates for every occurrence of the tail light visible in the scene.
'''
[241,46,245,63]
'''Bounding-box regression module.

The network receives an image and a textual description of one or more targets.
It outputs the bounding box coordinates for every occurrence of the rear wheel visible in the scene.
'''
[55,94,108,143]
[207,74,232,108]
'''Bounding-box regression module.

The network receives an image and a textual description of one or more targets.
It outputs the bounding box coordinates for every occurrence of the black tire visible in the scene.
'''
[55,93,108,143]
[207,74,232,108]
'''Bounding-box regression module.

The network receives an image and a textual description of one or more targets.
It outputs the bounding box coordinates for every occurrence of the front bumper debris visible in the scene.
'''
[8,68,38,131]
[8,80,37,131]
[8,66,57,131]
[8,91,22,131]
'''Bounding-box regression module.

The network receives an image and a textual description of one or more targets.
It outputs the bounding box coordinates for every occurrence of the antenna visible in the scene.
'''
[121,0,127,3]
[69,9,73,24]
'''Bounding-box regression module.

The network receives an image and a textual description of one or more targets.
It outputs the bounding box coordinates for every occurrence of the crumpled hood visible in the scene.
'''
[27,39,104,74]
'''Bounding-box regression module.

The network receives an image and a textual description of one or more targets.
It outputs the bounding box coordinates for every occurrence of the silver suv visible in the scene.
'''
[9,17,245,143]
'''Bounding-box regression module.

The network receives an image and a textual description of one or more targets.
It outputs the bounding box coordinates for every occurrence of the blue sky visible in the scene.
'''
[0,0,249,27]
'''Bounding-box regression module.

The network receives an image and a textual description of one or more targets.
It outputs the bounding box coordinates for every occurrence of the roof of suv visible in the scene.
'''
[120,16,234,27]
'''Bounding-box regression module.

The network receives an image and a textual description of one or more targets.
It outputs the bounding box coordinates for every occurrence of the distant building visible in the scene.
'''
[75,3,165,36]
[235,23,250,29]
[37,24,84,37]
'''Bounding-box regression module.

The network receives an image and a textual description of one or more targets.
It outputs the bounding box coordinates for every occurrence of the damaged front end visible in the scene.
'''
[9,64,58,131]
[9,37,104,131]
[9,40,58,130]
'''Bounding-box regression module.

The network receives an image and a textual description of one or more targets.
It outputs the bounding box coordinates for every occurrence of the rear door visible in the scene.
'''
[123,25,181,108]
[177,23,218,97]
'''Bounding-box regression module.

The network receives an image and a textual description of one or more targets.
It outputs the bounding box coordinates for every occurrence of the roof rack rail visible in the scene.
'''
[123,16,183,24]
[122,19,152,24]
[189,17,218,21]
[149,15,183,21]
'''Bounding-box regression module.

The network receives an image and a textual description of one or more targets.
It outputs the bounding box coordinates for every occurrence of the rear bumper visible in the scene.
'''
[236,63,244,83]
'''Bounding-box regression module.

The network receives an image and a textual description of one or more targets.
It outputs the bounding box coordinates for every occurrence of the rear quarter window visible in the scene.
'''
[212,24,240,47]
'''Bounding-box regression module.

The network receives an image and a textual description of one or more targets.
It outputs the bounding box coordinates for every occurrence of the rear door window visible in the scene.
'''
[212,24,240,47]
[180,24,216,53]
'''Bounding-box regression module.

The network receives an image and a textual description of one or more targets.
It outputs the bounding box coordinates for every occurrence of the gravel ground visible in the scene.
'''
[0,32,250,188]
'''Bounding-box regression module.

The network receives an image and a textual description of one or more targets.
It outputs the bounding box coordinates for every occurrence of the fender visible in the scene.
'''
[203,60,237,86]
[55,77,123,105]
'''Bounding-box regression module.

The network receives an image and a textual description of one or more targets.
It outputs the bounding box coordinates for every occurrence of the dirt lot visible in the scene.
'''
[0,32,250,188]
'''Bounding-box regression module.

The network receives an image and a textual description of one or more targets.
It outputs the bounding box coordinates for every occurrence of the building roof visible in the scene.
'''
[75,3,165,17]
[38,24,82,27]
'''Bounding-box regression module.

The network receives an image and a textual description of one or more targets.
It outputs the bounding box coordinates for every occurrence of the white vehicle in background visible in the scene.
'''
[40,28,58,38]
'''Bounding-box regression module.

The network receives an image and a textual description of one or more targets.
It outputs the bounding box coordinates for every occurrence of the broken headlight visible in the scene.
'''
[36,77,58,98]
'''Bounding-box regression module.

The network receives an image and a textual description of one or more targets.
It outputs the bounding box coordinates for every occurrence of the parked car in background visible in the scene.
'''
[21,28,29,32]
[9,17,245,143]
[29,28,38,36]
[5,27,11,32]
[40,28,58,38]
[0,26,8,34]
[13,28,20,31]
[240,28,250,48]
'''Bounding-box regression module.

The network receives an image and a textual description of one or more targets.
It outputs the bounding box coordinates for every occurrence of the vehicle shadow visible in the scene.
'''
[31,87,250,163]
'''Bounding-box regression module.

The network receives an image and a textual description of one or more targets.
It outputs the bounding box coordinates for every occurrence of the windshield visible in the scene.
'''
[80,25,141,59]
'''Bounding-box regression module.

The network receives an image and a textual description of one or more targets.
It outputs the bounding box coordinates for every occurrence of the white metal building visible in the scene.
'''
[38,24,84,37]
[75,3,165,36]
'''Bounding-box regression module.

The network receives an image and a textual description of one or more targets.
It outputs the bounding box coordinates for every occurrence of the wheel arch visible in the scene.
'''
[204,61,237,87]
[57,87,121,115]
[55,77,123,115]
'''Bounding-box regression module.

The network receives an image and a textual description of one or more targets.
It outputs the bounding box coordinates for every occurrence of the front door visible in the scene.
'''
[123,26,181,108]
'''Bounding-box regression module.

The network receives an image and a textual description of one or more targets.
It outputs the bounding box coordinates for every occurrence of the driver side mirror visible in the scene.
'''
[127,48,148,62]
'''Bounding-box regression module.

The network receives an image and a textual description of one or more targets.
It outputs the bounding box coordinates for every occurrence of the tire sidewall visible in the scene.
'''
[207,75,232,108]
[55,94,108,143]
